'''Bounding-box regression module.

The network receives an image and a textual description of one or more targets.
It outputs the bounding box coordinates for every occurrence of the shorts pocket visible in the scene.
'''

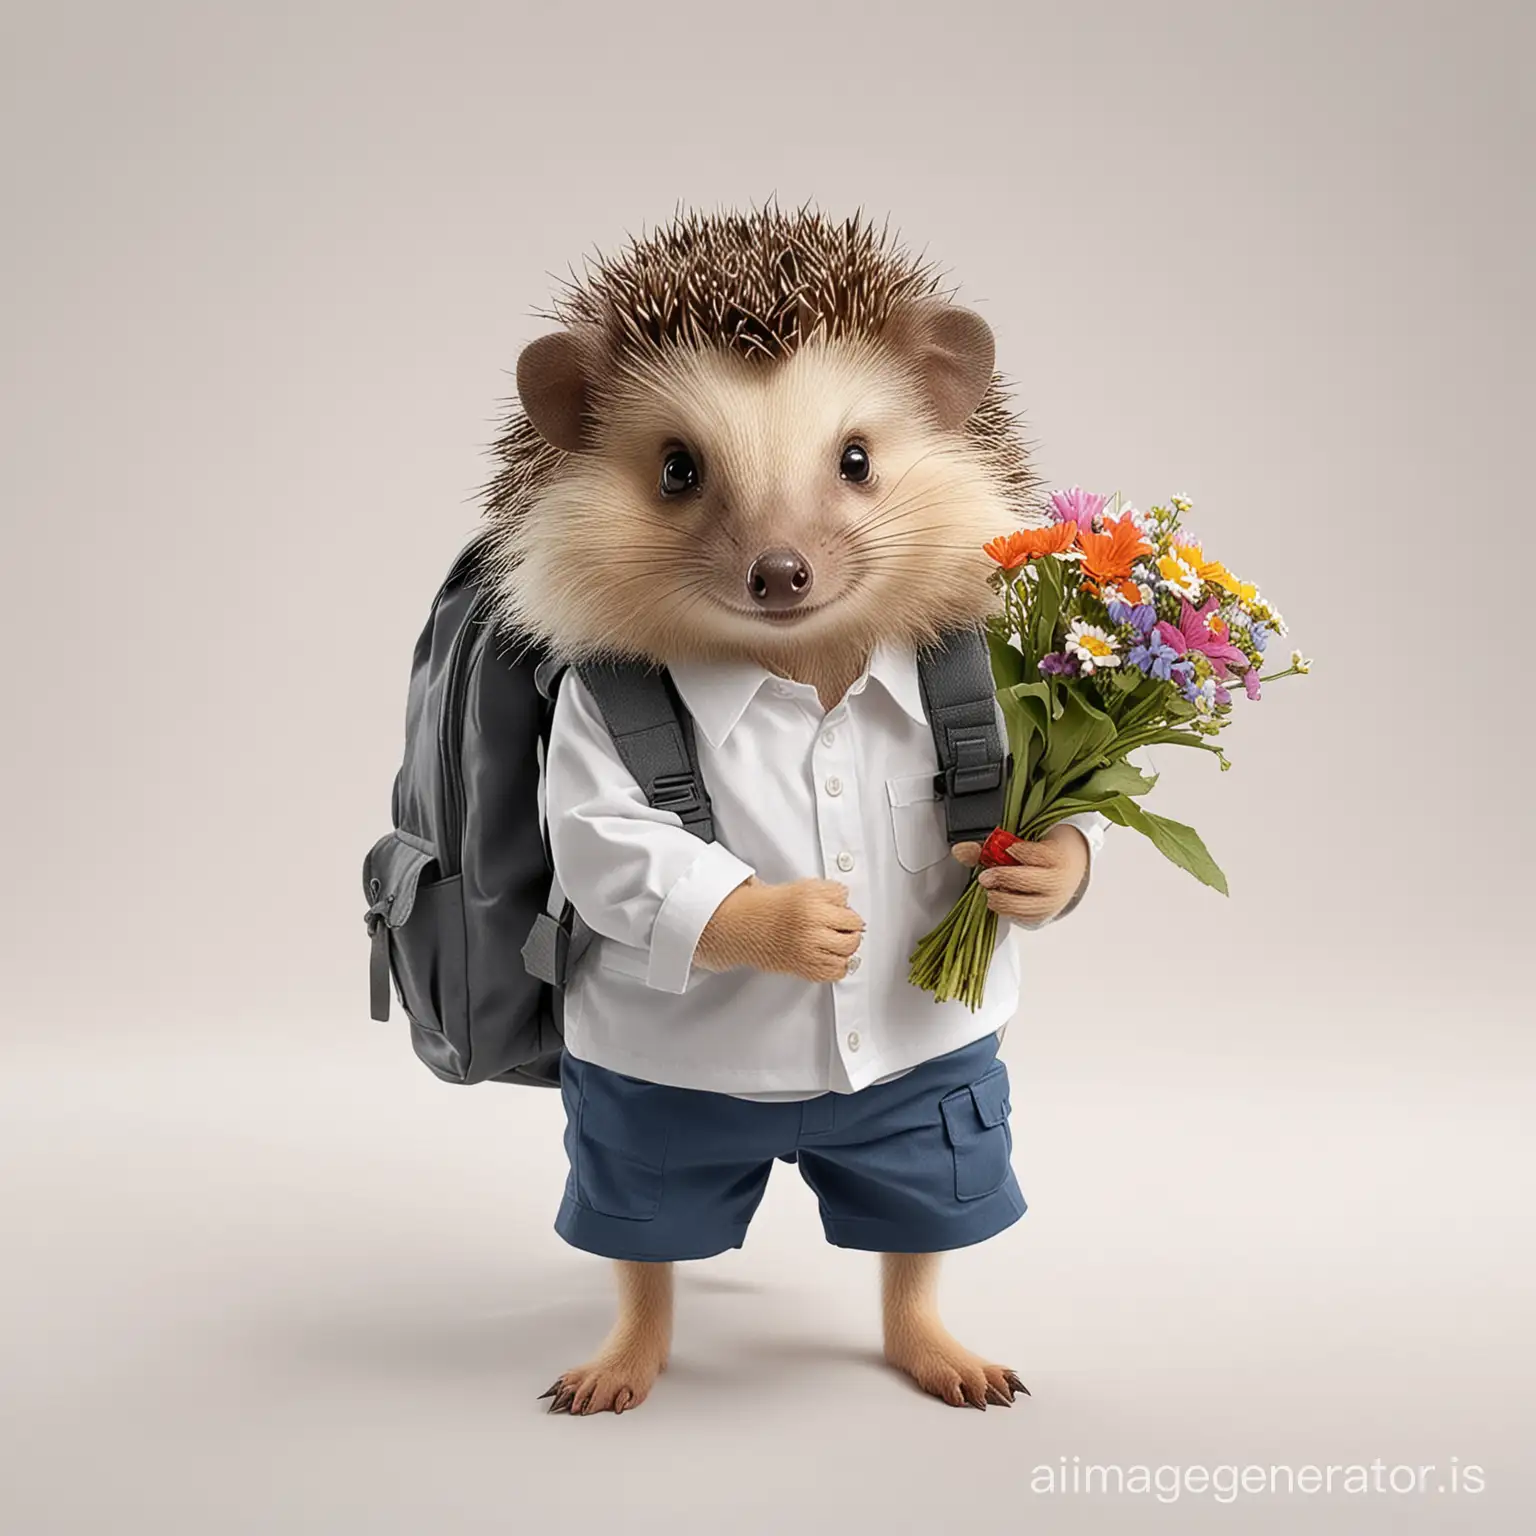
[886,772,952,872]
[569,1062,670,1222]
[939,1060,1013,1202]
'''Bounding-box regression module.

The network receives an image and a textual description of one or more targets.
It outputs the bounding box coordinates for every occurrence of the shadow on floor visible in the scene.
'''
[224,1268,889,1397]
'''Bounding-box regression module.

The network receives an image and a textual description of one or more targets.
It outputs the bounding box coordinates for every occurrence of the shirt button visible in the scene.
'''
[772,681,793,697]
[845,955,861,973]
[847,1031,861,1051]
[821,730,836,747]
[826,775,843,796]
[836,850,855,872]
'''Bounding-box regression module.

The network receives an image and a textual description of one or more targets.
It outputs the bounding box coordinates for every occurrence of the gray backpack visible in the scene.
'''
[362,535,1006,1087]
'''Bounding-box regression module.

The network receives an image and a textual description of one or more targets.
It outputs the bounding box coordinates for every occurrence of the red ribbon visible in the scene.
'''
[977,828,1024,868]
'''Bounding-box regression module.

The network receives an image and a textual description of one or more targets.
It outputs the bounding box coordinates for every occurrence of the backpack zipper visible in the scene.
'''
[436,594,488,876]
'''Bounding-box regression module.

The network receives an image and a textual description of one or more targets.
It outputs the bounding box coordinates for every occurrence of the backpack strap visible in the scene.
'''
[916,627,1007,845]
[522,657,714,990]
[572,660,716,842]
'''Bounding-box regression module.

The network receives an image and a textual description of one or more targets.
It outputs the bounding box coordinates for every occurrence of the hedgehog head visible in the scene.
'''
[484,206,1040,673]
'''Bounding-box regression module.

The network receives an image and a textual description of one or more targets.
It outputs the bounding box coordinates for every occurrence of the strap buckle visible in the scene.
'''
[650,771,704,817]
[522,903,594,988]
[943,730,1004,796]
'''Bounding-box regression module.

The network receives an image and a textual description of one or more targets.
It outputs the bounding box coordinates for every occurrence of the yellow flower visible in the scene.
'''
[1175,541,1257,603]
[1156,553,1203,599]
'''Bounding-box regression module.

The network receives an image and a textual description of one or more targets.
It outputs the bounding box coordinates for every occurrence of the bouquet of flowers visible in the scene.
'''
[909,488,1309,1008]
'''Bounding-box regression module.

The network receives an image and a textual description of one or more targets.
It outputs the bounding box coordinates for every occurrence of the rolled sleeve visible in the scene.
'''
[1048,745,1155,923]
[1051,810,1106,922]
[647,841,756,993]
[546,671,755,993]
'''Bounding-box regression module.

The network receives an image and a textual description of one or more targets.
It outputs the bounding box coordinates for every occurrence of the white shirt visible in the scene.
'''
[542,640,1105,1097]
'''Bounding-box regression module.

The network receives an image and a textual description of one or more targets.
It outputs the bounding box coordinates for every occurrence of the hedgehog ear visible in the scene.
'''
[886,300,995,430]
[516,330,598,452]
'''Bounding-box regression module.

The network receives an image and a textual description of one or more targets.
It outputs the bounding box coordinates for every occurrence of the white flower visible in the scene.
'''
[1290,649,1312,674]
[1251,591,1288,635]
[1103,577,1153,608]
[1155,553,1204,601]
[1064,620,1122,673]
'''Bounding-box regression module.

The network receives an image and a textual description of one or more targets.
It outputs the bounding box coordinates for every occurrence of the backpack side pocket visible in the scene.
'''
[363,832,469,1073]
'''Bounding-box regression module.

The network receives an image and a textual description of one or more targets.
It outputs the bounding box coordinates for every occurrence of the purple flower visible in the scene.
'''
[1127,630,1181,681]
[1248,623,1271,654]
[1214,683,1231,706]
[1107,599,1158,635]
[1243,668,1262,700]
[1048,486,1108,534]
[1038,651,1080,677]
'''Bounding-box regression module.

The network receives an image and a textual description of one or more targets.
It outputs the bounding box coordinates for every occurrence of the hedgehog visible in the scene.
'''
[485,204,1042,693]
[488,206,1092,1418]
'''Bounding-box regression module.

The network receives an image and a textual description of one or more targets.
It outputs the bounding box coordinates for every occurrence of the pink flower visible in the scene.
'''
[1048,486,1108,534]
[1155,596,1252,678]
[1243,669,1262,700]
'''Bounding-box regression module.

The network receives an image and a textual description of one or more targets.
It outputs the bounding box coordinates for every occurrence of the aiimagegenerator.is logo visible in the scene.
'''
[1028,1456,1487,1505]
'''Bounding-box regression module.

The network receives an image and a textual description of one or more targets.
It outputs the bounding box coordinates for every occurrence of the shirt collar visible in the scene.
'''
[666,657,777,749]
[864,638,928,725]
[669,639,927,749]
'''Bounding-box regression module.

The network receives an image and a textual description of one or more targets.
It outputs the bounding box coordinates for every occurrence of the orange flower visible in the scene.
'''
[983,522,1079,571]
[1102,576,1152,607]
[1077,514,1152,590]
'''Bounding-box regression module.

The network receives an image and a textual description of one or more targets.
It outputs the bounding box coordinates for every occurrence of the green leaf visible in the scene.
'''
[1062,758,1158,803]
[1016,773,1047,831]
[1028,558,1064,664]
[997,683,1047,759]
[986,625,1026,692]
[1100,797,1229,895]
[1018,762,1156,838]
[1130,729,1230,762]
[1039,686,1119,796]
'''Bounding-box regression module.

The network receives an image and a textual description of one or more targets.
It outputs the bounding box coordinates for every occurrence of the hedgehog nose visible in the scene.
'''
[747,549,814,610]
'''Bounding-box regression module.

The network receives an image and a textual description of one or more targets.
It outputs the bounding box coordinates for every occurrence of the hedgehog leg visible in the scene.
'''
[542,1260,673,1416]
[880,1252,1026,1409]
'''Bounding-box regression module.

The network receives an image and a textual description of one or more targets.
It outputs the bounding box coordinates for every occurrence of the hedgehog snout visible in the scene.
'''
[746,548,813,610]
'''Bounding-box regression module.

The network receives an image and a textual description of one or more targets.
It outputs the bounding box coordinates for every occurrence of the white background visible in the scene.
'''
[2,1,1531,1531]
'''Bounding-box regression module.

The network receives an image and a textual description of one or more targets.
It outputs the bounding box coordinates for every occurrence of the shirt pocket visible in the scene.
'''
[886,772,952,873]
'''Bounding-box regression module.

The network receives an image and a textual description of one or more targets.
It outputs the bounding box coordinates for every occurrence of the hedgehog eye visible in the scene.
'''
[659,448,700,497]
[839,442,871,483]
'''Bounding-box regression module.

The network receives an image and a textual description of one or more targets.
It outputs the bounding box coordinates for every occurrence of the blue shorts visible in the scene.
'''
[555,1034,1026,1262]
